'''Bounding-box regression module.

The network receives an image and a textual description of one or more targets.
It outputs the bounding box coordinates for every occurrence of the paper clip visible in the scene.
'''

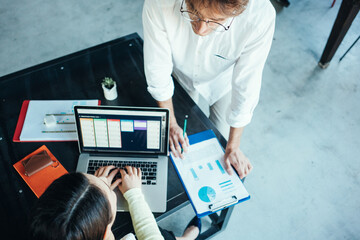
[209,195,238,212]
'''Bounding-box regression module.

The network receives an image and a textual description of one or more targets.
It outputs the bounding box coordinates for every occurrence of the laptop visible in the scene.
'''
[74,105,169,212]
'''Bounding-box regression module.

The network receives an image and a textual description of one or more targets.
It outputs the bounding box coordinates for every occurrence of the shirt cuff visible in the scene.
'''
[147,78,174,102]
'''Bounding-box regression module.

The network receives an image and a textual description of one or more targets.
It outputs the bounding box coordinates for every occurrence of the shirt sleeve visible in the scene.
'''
[123,188,164,240]
[120,233,136,240]
[142,0,174,102]
[228,8,276,128]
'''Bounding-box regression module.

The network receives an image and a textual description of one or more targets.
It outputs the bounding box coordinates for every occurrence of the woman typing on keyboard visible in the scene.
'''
[28,165,200,240]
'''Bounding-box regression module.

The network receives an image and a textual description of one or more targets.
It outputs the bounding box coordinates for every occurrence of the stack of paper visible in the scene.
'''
[19,100,99,141]
[171,130,250,217]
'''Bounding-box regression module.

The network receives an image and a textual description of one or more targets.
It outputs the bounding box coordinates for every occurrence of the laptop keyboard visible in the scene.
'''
[87,160,157,185]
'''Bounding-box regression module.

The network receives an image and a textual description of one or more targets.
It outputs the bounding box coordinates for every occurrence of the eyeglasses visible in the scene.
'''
[180,0,234,32]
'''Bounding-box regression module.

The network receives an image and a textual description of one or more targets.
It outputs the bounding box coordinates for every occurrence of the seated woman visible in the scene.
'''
[28,165,200,240]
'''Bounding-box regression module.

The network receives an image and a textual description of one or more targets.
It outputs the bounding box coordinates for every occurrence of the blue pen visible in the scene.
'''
[181,115,188,153]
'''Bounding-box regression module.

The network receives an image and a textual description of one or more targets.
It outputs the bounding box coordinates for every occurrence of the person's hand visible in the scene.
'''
[118,166,142,194]
[224,147,253,179]
[169,122,190,159]
[94,165,122,191]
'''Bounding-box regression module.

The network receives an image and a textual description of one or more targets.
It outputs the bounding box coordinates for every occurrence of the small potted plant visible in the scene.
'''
[101,77,118,100]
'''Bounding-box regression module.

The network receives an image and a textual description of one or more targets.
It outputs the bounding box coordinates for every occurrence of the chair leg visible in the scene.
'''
[339,35,360,62]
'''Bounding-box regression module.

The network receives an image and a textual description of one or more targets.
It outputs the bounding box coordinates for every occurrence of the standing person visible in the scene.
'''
[143,0,275,179]
[28,166,200,240]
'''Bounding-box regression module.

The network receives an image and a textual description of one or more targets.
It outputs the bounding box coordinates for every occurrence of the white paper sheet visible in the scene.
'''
[171,138,249,215]
[20,100,99,141]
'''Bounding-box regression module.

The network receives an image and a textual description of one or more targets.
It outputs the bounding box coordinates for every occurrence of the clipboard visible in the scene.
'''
[13,100,101,142]
[170,130,250,218]
[13,100,30,142]
[13,145,68,198]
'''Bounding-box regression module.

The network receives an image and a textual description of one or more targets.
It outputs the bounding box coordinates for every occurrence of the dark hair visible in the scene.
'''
[188,0,249,17]
[28,173,113,240]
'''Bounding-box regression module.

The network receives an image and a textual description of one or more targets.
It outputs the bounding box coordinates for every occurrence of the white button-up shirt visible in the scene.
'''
[143,0,275,127]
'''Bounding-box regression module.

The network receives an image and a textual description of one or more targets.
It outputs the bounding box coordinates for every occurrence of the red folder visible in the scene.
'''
[13,100,101,142]
[13,145,68,198]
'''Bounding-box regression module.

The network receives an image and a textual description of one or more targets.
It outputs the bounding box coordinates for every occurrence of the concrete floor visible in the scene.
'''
[1,0,360,239]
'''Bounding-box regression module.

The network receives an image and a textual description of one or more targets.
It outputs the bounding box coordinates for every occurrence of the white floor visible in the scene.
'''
[1,0,359,239]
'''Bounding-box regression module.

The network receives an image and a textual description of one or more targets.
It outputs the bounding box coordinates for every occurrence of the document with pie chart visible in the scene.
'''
[170,130,250,217]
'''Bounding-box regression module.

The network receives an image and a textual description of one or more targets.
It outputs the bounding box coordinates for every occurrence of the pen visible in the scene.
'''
[181,115,188,154]
[46,113,74,116]
[56,121,75,124]
[42,130,76,133]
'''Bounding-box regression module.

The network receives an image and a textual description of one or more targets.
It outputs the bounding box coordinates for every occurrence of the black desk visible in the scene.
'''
[0,33,233,240]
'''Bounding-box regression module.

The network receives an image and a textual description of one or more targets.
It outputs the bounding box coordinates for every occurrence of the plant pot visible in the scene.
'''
[102,82,118,100]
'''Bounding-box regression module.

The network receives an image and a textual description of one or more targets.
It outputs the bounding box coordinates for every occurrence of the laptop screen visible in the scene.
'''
[74,106,169,155]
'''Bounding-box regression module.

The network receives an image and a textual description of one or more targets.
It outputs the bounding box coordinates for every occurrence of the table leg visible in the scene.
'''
[198,206,234,239]
[318,0,360,68]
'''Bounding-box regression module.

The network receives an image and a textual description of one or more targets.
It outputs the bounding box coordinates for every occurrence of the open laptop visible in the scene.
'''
[74,105,169,212]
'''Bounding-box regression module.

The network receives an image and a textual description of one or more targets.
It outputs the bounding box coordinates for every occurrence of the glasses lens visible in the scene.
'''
[181,11,199,22]
[207,22,226,32]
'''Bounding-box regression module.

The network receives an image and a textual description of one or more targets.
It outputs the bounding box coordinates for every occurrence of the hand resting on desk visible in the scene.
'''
[223,127,253,179]
[224,147,252,179]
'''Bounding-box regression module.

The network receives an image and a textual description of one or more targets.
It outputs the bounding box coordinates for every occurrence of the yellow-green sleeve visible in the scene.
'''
[123,188,164,240]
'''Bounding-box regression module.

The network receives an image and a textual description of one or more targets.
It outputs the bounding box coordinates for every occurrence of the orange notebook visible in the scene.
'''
[13,145,68,198]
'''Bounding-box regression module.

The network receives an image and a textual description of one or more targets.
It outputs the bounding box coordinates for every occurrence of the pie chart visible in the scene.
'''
[198,186,216,203]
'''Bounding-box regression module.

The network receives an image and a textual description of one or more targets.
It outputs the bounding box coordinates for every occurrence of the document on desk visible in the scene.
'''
[18,100,99,141]
[170,130,250,217]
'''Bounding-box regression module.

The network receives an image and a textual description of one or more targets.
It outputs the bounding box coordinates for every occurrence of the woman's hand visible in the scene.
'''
[118,166,142,194]
[94,165,122,191]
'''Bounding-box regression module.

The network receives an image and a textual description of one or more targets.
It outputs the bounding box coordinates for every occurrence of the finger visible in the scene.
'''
[179,135,188,153]
[170,146,178,158]
[132,166,138,176]
[110,178,122,191]
[102,165,116,176]
[237,163,244,179]
[170,139,178,158]
[108,168,119,182]
[245,164,253,177]
[230,156,239,169]
[96,166,105,176]
[184,133,190,147]
[224,158,233,175]
[94,168,100,176]
[238,170,244,179]
[119,168,127,177]
[248,162,253,171]
[137,167,142,177]
[173,137,183,158]
[176,144,183,159]
[126,166,133,175]
[235,158,245,179]
[243,166,248,177]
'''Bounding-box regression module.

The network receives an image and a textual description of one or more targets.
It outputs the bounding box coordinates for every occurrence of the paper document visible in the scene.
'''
[171,136,249,216]
[20,100,99,141]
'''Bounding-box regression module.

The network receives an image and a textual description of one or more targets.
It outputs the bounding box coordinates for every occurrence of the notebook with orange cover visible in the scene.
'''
[13,145,68,198]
